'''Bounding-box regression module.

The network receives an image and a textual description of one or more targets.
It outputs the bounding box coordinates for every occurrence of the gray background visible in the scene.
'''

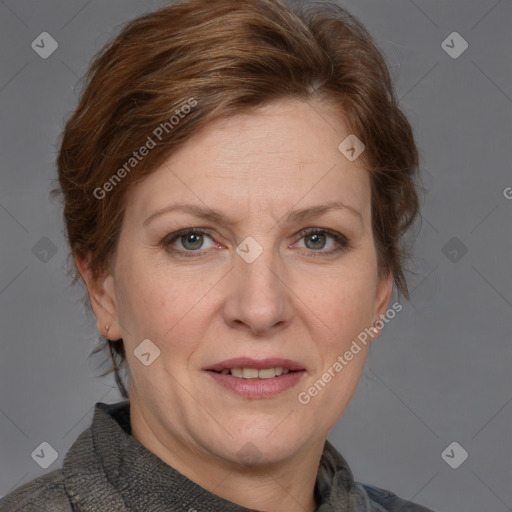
[0,1,511,510]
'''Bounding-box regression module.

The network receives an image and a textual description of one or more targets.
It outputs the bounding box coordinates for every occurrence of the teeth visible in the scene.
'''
[242,368,259,379]
[257,368,276,379]
[221,367,292,379]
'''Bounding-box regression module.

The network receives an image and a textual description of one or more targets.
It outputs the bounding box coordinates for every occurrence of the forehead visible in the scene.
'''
[125,99,371,224]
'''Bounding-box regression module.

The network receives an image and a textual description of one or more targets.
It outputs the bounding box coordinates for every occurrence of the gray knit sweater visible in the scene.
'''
[0,401,435,511]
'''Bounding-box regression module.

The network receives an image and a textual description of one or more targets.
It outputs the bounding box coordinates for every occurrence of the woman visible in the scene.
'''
[0,0,434,510]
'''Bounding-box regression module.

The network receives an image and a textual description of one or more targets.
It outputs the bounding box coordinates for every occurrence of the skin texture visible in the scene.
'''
[76,99,394,512]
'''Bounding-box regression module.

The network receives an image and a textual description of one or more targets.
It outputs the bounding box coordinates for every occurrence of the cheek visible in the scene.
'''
[115,261,215,352]
[301,263,378,342]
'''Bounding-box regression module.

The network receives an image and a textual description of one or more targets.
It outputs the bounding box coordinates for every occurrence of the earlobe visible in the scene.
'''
[376,272,394,314]
[371,272,394,341]
[74,254,122,340]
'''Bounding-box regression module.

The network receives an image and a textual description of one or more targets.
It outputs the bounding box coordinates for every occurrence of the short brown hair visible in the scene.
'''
[53,0,421,397]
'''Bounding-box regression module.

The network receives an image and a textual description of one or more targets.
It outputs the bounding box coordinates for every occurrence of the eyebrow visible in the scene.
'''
[143,200,363,227]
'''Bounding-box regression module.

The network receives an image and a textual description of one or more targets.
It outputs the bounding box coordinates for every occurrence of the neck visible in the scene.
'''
[129,397,322,512]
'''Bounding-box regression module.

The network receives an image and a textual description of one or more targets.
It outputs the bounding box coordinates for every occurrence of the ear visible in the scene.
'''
[74,253,122,341]
[369,272,394,343]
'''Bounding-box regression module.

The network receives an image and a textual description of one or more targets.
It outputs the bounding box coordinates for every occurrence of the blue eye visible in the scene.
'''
[162,228,350,258]
[294,228,350,257]
[164,230,216,256]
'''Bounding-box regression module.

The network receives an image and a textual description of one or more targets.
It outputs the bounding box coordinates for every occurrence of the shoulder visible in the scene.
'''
[0,469,73,512]
[359,482,436,512]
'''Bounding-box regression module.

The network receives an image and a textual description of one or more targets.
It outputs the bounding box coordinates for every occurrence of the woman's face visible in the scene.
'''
[93,99,392,467]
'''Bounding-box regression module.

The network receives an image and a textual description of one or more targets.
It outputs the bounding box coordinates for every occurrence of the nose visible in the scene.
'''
[222,241,294,336]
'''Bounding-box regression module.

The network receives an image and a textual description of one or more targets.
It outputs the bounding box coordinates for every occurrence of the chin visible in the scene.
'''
[214,426,308,467]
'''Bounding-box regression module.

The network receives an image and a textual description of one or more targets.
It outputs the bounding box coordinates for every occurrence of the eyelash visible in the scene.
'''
[161,227,351,258]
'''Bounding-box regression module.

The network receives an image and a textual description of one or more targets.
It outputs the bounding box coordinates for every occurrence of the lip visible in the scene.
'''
[204,357,306,398]
[205,357,305,372]
[205,369,306,398]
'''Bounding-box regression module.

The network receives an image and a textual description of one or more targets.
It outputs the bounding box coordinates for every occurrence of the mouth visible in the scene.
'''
[205,357,305,375]
[204,357,306,397]
[208,367,298,379]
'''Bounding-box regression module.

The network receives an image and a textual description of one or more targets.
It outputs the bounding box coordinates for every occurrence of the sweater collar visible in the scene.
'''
[63,400,370,512]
